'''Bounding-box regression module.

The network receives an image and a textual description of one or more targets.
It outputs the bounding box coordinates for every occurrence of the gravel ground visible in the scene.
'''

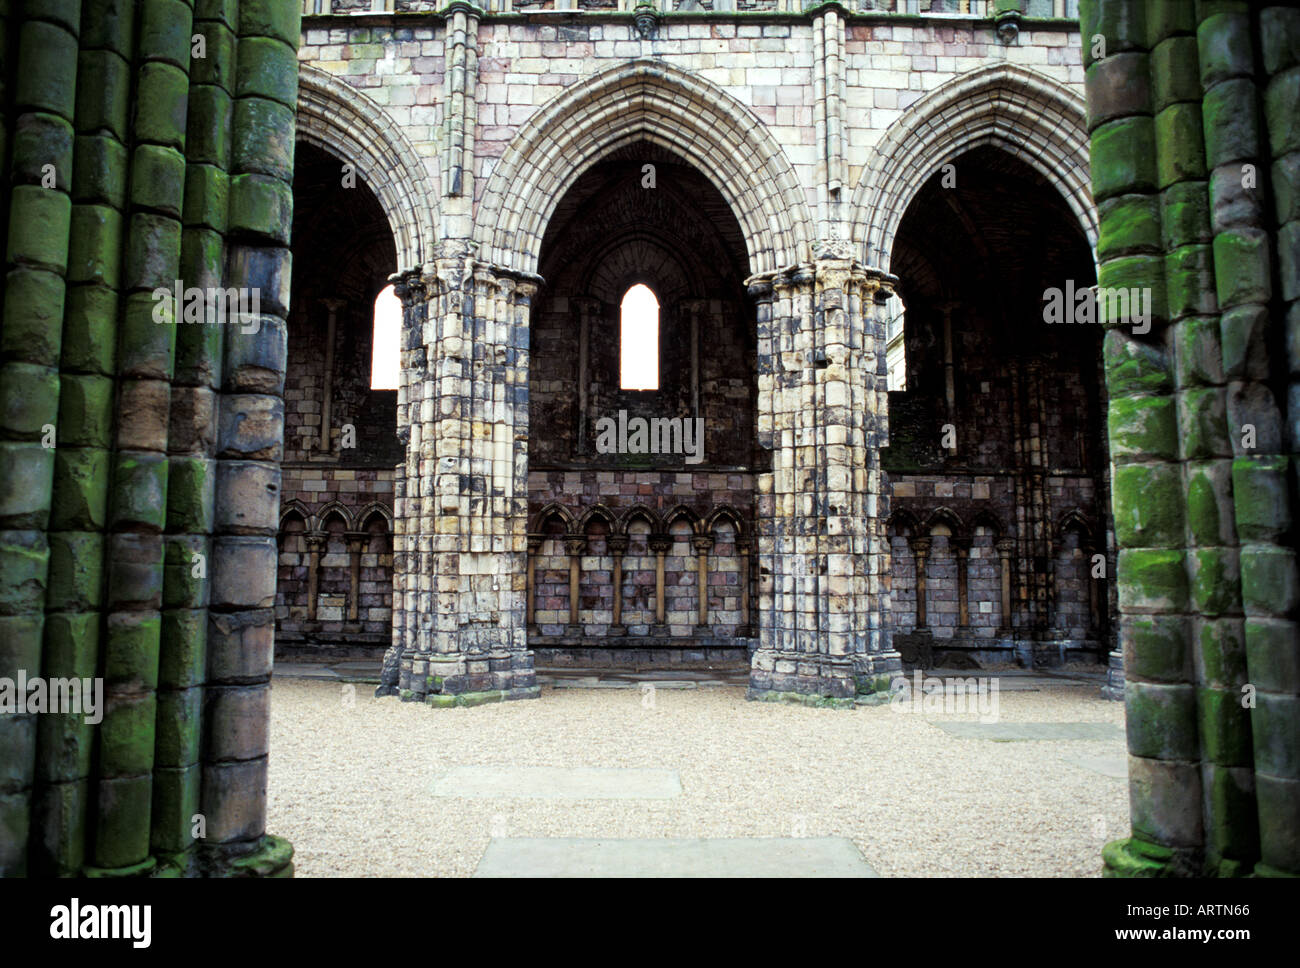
[267,677,1129,877]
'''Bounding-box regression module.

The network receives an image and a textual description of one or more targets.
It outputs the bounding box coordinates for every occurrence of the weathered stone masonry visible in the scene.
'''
[0,0,298,877]
[292,1,1103,710]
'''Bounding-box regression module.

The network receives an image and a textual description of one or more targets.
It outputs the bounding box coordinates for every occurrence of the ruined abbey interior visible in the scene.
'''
[0,0,1296,881]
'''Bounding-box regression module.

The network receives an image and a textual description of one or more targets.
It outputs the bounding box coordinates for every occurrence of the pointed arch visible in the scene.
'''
[851,64,1097,274]
[579,504,618,535]
[530,502,576,535]
[1056,509,1096,548]
[618,504,662,536]
[280,499,313,531]
[357,502,393,533]
[971,510,1005,540]
[705,505,746,538]
[925,506,967,541]
[475,59,812,277]
[316,501,355,531]
[887,507,921,536]
[663,504,701,535]
[297,64,437,272]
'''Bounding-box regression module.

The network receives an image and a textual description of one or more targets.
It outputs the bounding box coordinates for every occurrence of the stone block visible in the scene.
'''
[103,610,161,691]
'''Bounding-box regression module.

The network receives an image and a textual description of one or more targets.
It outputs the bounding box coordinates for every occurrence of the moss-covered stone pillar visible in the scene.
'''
[1082,0,1300,878]
[0,0,300,879]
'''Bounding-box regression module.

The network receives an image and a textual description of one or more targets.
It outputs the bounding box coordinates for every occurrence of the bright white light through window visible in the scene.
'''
[620,284,659,390]
[371,284,400,390]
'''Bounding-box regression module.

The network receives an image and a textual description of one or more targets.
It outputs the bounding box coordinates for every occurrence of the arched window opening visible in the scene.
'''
[371,284,400,390]
[620,284,659,390]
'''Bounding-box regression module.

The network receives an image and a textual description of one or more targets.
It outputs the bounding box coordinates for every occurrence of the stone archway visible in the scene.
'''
[850,64,1098,274]
[296,64,438,273]
[474,58,813,278]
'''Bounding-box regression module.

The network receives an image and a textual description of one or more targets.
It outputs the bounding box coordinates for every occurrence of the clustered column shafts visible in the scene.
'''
[394,244,540,708]
[0,0,80,877]
[0,0,300,879]
[1082,0,1299,878]
[36,0,118,878]
[746,254,899,705]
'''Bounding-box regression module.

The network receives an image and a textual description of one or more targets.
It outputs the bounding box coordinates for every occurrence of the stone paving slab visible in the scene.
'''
[1062,754,1128,778]
[473,837,878,878]
[932,721,1125,742]
[431,766,682,800]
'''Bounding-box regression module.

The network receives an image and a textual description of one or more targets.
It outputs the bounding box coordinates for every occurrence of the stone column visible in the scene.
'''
[683,298,706,417]
[953,535,971,631]
[1080,0,1300,878]
[693,533,713,629]
[525,534,541,633]
[316,298,345,454]
[395,246,539,707]
[911,536,932,631]
[607,534,628,636]
[304,532,326,622]
[378,269,425,698]
[345,531,367,622]
[573,297,599,454]
[939,301,958,456]
[564,535,586,636]
[649,533,671,633]
[747,249,900,704]
[995,537,1015,634]
[736,534,754,637]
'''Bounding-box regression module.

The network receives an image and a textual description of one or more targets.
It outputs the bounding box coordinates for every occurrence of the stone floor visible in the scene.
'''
[266,664,1128,877]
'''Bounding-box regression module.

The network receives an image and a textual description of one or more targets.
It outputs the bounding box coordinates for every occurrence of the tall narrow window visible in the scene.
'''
[620,283,659,390]
[371,283,400,390]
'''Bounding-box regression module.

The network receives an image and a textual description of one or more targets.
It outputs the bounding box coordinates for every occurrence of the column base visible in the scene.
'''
[1101,837,1201,877]
[746,649,903,706]
[1101,647,1125,701]
[401,649,541,706]
[201,834,295,878]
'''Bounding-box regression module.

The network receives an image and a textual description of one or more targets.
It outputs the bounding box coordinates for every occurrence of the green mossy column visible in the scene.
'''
[1084,0,1300,878]
[152,0,234,875]
[89,0,194,877]
[32,0,129,877]
[197,0,297,876]
[0,0,80,877]
[0,0,298,878]
[1085,0,1202,878]
[1246,2,1300,878]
